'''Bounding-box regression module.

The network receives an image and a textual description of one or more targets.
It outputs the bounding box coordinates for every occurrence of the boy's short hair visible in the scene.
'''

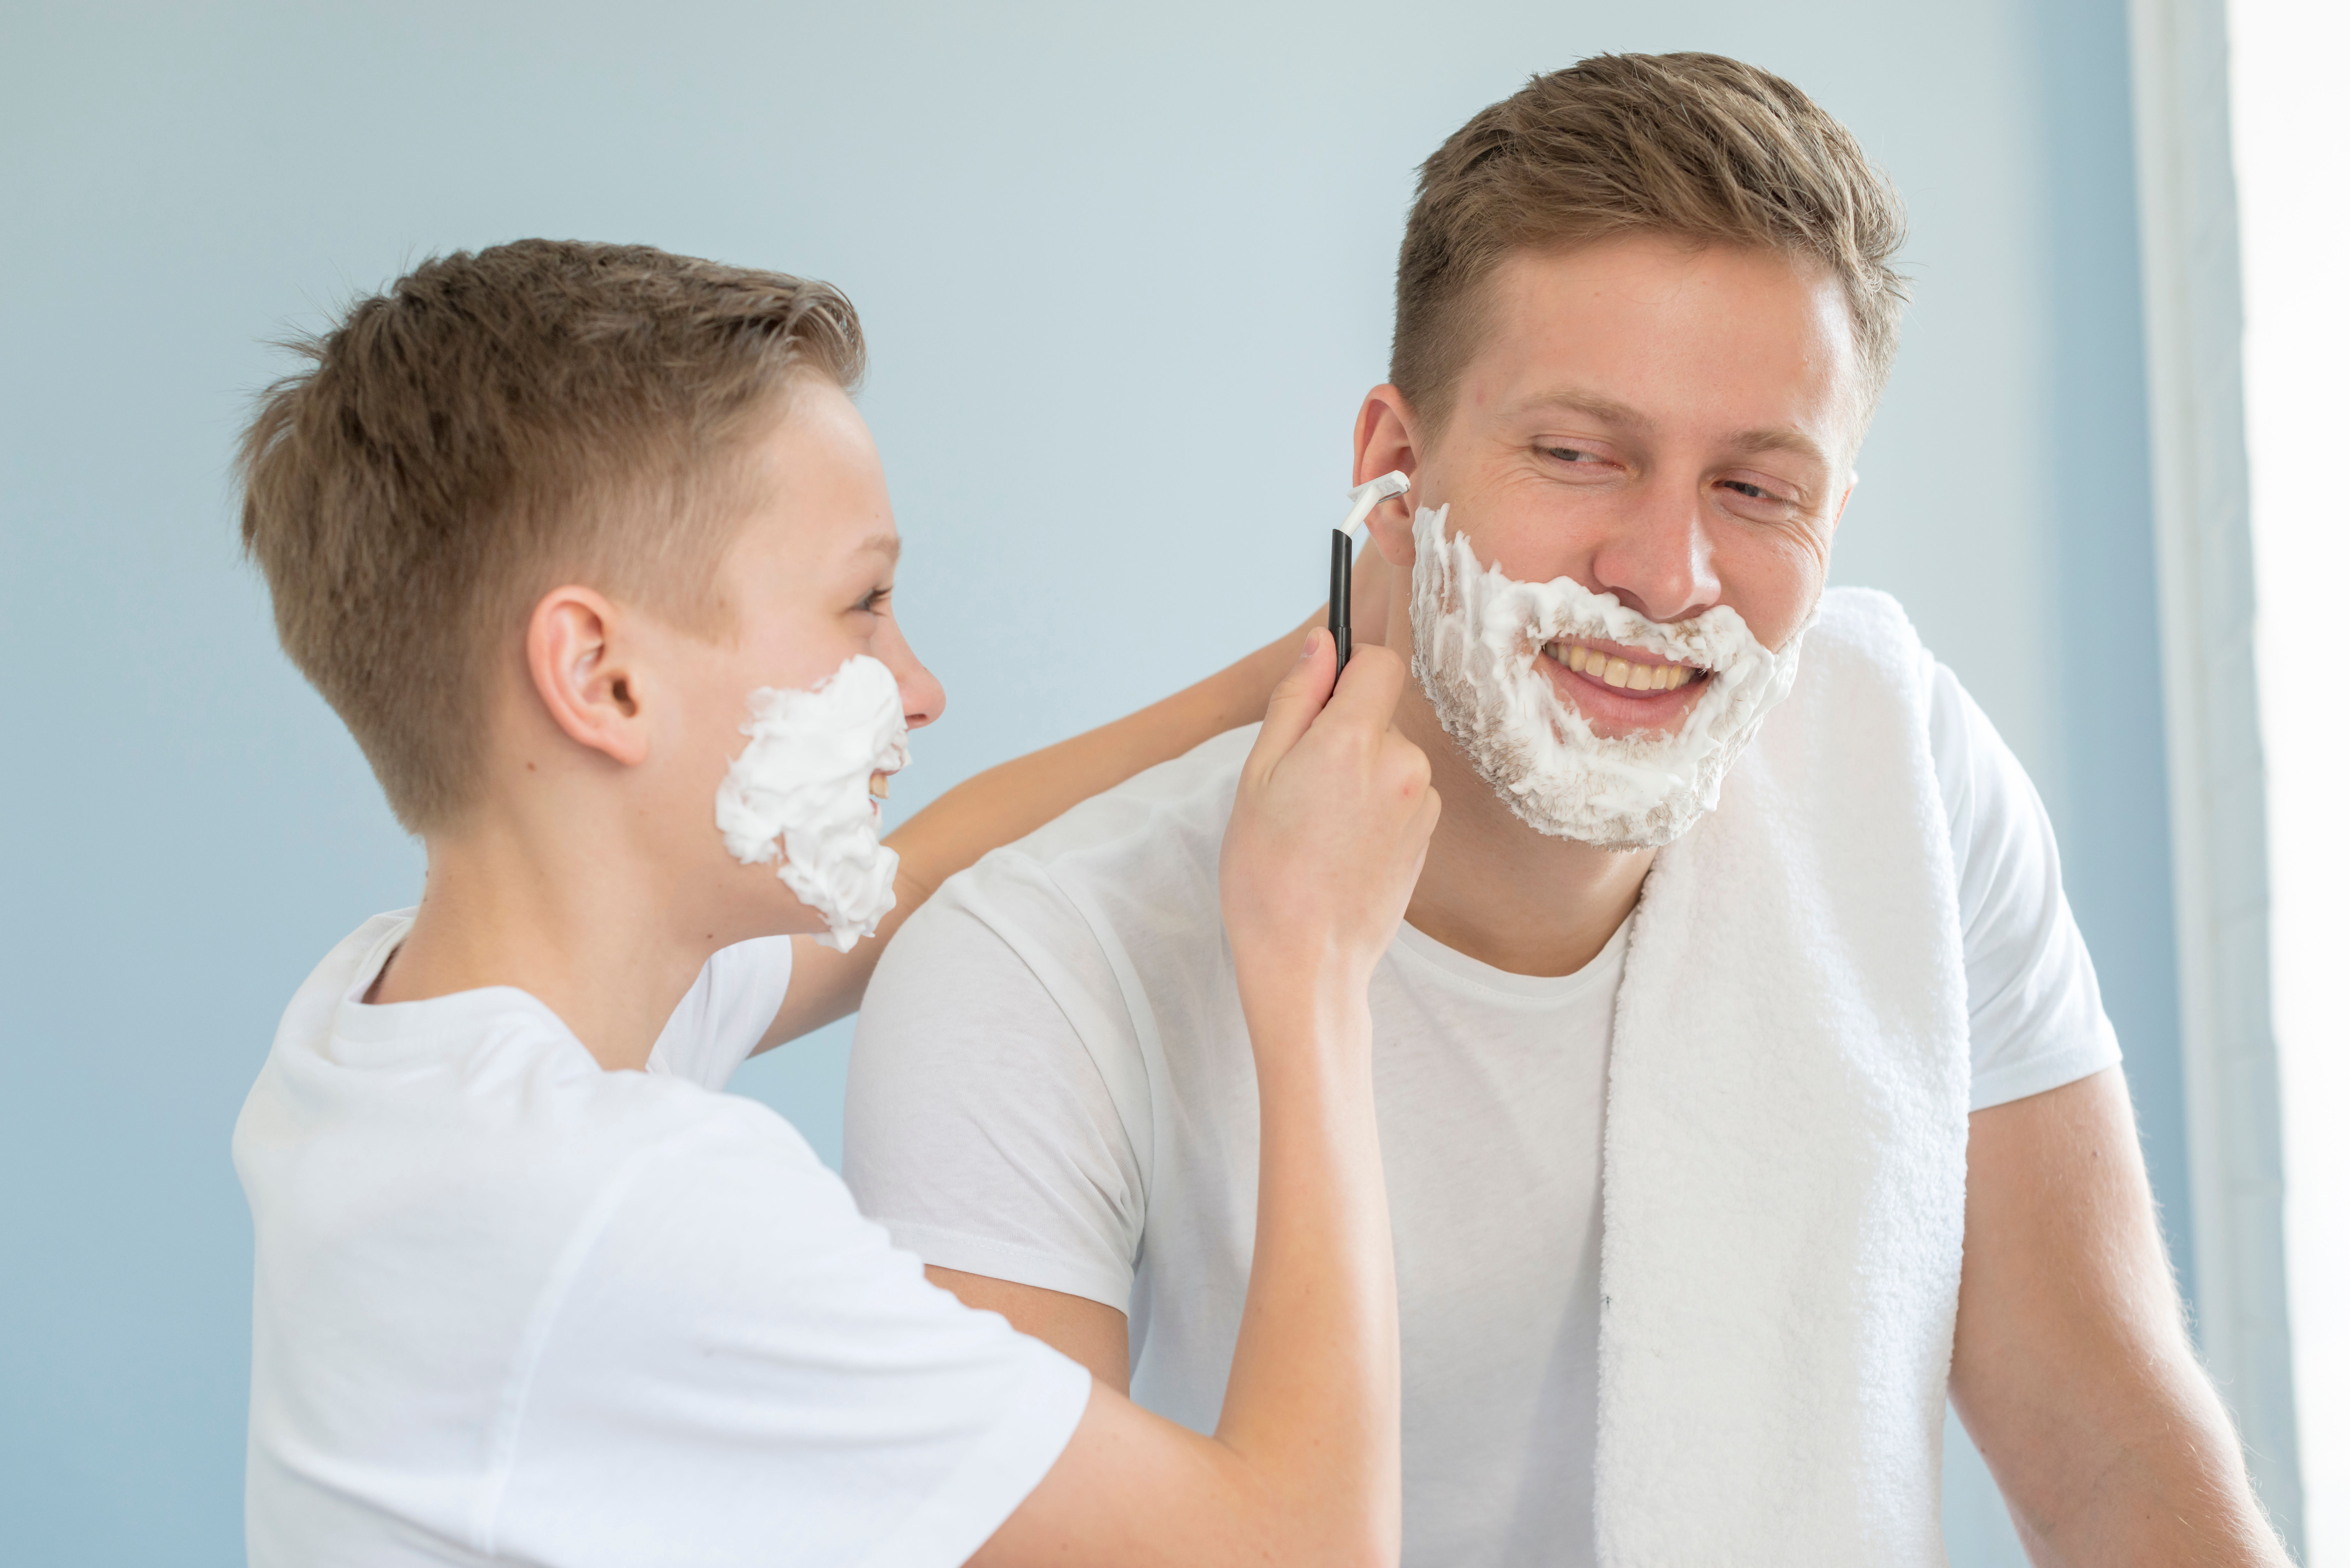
[1393,52,1908,436]
[239,239,863,833]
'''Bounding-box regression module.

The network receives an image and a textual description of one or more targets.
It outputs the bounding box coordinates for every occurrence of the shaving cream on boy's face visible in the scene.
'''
[1408,504,1811,851]
[715,654,909,951]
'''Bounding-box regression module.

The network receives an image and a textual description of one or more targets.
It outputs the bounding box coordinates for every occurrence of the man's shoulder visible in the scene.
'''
[941,723,1254,931]
[1009,722,1254,868]
[865,724,1253,1048]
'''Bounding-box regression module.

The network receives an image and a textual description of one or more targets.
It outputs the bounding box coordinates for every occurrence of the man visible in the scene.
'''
[845,54,2290,1565]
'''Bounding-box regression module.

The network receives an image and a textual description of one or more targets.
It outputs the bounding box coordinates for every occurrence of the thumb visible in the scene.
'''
[1247,627,1337,776]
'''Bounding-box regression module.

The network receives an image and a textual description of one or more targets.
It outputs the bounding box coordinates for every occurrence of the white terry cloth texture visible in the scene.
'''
[1595,586,1969,1565]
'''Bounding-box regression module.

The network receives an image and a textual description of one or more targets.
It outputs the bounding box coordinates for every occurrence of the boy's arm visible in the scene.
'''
[757,622,1299,1052]
[928,1269,1131,1391]
[967,636,1430,1568]
[763,547,1399,1051]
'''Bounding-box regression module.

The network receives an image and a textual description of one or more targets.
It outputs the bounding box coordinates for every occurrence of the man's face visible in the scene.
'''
[646,378,944,940]
[1367,234,1863,742]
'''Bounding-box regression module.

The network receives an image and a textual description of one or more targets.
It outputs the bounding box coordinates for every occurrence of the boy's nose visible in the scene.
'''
[890,645,945,732]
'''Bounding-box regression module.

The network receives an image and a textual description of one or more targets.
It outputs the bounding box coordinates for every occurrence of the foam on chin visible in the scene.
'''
[1408,504,1811,850]
[715,653,910,952]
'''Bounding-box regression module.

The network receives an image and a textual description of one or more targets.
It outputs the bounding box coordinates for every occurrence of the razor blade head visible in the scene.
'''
[1348,470,1411,505]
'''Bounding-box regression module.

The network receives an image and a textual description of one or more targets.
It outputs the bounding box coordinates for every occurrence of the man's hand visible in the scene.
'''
[1952,1068,2291,1564]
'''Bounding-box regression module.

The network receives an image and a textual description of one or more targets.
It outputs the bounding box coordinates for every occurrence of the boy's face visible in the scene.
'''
[641,378,942,941]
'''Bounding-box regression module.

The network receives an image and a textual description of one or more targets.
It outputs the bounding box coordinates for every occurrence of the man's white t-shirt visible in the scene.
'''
[842,656,2123,1568]
[235,915,1090,1568]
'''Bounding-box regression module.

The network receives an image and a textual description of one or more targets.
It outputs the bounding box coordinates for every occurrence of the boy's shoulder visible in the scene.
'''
[234,915,820,1240]
[237,927,996,1566]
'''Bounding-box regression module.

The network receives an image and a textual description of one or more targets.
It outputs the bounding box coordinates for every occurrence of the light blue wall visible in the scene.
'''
[0,3,2169,1563]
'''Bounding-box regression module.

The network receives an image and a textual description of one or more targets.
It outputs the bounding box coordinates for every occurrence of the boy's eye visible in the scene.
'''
[856,586,892,614]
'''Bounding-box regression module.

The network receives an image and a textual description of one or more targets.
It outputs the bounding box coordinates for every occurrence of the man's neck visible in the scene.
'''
[365,809,717,1073]
[1392,682,1653,979]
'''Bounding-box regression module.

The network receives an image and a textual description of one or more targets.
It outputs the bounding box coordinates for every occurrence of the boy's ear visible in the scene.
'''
[525,586,652,767]
[1353,384,1421,568]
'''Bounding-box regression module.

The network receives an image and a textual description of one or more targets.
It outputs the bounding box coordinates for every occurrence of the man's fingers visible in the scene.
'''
[1247,627,1338,772]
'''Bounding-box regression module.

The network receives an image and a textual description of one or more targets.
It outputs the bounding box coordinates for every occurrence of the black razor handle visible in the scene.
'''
[1328,528,1353,668]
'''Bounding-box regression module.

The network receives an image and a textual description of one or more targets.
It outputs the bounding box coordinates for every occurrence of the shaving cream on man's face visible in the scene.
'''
[715,654,909,951]
[1409,505,1811,850]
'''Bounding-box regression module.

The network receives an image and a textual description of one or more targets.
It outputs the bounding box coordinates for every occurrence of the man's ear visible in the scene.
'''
[524,586,653,768]
[1353,384,1421,568]
[1830,468,1860,532]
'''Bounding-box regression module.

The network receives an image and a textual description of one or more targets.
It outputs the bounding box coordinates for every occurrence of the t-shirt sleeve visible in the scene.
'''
[645,935,794,1091]
[486,1104,1092,1568]
[843,858,1150,1315]
[1929,658,2126,1110]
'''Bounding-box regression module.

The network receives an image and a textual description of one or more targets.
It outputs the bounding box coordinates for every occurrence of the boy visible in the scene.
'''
[233,239,1437,1566]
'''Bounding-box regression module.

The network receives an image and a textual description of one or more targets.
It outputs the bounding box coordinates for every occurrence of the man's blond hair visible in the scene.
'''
[1394,53,1908,434]
[238,239,863,833]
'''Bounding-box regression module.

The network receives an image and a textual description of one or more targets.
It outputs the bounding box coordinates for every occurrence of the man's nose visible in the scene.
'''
[1587,480,1721,623]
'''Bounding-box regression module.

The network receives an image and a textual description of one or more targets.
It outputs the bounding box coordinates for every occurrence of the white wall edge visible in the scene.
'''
[2125,0,2304,1545]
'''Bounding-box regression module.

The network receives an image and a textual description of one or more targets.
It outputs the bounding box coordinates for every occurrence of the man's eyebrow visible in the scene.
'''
[1513,387,1655,430]
[1516,389,1834,475]
[1725,426,1832,471]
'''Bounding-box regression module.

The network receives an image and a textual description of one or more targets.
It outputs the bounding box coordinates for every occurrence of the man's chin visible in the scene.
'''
[1491,773,1708,854]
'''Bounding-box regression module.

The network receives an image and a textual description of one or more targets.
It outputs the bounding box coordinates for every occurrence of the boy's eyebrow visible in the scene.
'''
[858,533,902,562]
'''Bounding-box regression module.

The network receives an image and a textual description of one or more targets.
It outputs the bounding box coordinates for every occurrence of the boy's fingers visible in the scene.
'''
[1248,627,1338,771]
[1412,781,1443,842]
[1319,643,1410,732]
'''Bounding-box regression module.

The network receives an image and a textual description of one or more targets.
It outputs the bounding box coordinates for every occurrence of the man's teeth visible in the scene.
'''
[869,770,891,799]
[1554,642,1701,691]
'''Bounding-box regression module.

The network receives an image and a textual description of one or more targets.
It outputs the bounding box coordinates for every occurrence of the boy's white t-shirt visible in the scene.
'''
[842,657,2125,1568]
[234,916,1090,1568]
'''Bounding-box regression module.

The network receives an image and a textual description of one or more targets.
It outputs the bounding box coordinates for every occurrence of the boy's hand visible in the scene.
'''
[1221,632,1437,1004]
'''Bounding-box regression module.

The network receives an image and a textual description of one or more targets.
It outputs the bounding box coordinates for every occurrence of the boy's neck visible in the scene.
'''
[366,810,720,1073]
[1391,681,1654,980]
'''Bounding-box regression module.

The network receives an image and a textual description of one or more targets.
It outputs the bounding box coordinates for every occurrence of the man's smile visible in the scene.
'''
[1539,635,1711,724]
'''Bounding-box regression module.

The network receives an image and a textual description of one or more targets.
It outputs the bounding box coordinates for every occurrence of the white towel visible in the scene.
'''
[1595,587,1972,1565]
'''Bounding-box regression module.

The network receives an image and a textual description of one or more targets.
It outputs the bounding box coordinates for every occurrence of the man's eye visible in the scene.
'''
[1722,480,1773,501]
[1545,445,1601,464]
